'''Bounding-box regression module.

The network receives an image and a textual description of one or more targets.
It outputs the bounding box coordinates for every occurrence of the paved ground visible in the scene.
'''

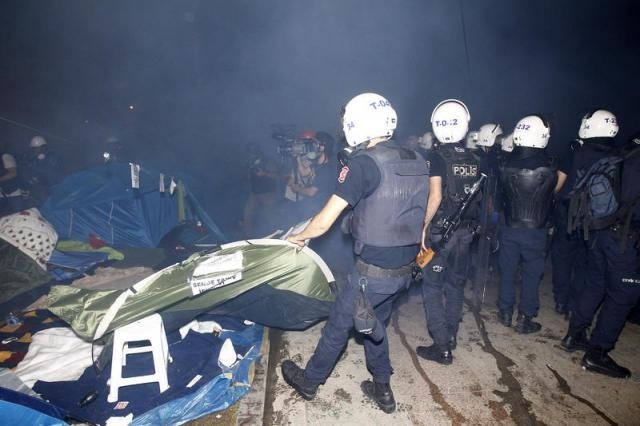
[264,267,640,425]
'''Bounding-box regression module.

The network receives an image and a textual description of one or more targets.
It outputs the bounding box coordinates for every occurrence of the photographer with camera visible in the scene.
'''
[283,130,335,221]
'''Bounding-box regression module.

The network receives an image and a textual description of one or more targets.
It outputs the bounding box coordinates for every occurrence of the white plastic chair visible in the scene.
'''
[107,313,171,403]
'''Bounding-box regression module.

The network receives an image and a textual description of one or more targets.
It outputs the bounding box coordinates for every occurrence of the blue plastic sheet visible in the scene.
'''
[33,315,263,425]
[0,400,67,426]
[47,250,111,282]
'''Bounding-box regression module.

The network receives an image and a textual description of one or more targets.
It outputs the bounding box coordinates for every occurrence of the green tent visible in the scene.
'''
[48,239,335,340]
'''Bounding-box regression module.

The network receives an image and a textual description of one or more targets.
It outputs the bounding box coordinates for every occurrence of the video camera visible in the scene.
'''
[272,132,319,158]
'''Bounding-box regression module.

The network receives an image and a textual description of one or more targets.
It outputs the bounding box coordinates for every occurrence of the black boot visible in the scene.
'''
[514,313,541,334]
[498,310,512,327]
[416,344,453,365]
[361,380,396,414]
[560,330,590,352]
[281,360,318,400]
[581,348,631,379]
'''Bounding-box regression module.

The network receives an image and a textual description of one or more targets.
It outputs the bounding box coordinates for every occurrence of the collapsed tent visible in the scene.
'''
[48,239,336,339]
[0,209,57,311]
[1,310,265,425]
[40,162,225,248]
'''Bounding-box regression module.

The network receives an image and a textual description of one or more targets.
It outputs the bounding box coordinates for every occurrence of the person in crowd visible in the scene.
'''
[497,115,564,333]
[242,143,279,238]
[280,93,428,414]
[464,129,479,151]
[417,99,482,365]
[284,130,335,221]
[23,135,62,207]
[560,109,640,379]
[0,140,25,216]
[550,138,587,319]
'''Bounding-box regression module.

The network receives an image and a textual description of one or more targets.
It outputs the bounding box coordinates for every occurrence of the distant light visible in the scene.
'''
[129,105,135,110]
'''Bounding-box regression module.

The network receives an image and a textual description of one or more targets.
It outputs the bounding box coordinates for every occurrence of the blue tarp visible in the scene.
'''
[41,163,225,248]
[32,315,263,425]
[47,250,111,282]
[0,388,68,424]
[0,400,67,426]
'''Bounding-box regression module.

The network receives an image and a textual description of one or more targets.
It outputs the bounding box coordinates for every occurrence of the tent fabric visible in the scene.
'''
[41,163,225,248]
[14,327,103,388]
[0,239,50,309]
[0,400,67,426]
[0,208,58,270]
[55,240,124,261]
[47,250,111,282]
[48,239,335,340]
[32,316,262,426]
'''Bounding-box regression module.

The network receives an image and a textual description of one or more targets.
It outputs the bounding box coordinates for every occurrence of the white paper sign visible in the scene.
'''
[193,251,243,277]
[190,270,242,296]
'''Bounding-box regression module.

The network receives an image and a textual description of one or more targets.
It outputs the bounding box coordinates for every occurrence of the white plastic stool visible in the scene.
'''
[108,313,172,403]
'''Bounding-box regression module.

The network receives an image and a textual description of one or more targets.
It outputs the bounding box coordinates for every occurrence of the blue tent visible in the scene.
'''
[41,163,225,248]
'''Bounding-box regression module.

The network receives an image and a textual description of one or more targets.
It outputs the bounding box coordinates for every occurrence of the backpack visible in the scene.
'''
[568,144,640,240]
[567,153,623,239]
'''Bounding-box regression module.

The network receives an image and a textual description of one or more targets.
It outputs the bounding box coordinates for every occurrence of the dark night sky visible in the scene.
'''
[1,0,639,221]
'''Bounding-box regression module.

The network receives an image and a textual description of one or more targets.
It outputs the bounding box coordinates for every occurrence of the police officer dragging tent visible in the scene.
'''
[497,115,564,333]
[281,93,429,413]
[417,99,483,365]
[560,109,640,379]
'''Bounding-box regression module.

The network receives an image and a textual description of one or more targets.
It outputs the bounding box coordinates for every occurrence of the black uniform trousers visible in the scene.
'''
[551,203,587,310]
[498,226,547,317]
[569,229,640,351]
[305,260,411,385]
[421,227,474,348]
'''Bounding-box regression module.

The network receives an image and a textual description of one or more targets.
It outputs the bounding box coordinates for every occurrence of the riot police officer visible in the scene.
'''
[497,115,563,333]
[417,99,482,365]
[560,109,640,379]
[551,138,587,319]
[281,93,429,413]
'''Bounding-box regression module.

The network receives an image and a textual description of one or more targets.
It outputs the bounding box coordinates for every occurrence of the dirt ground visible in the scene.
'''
[265,266,640,425]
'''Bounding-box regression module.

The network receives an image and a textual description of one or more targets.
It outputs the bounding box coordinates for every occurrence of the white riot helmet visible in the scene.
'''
[476,123,503,147]
[500,133,514,152]
[465,130,479,150]
[430,99,470,143]
[513,115,550,149]
[30,136,47,148]
[578,109,618,139]
[342,93,397,147]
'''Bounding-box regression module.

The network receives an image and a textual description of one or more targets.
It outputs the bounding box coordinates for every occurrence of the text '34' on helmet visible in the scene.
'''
[513,115,550,149]
[342,93,397,147]
[430,99,470,143]
[476,123,503,147]
[30,136,47,148]
[500,133,514,152]
[578,109,619,139]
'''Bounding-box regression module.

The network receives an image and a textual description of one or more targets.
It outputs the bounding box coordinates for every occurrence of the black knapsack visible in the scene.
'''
[568,144,640,240]
[567,153,623,239]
